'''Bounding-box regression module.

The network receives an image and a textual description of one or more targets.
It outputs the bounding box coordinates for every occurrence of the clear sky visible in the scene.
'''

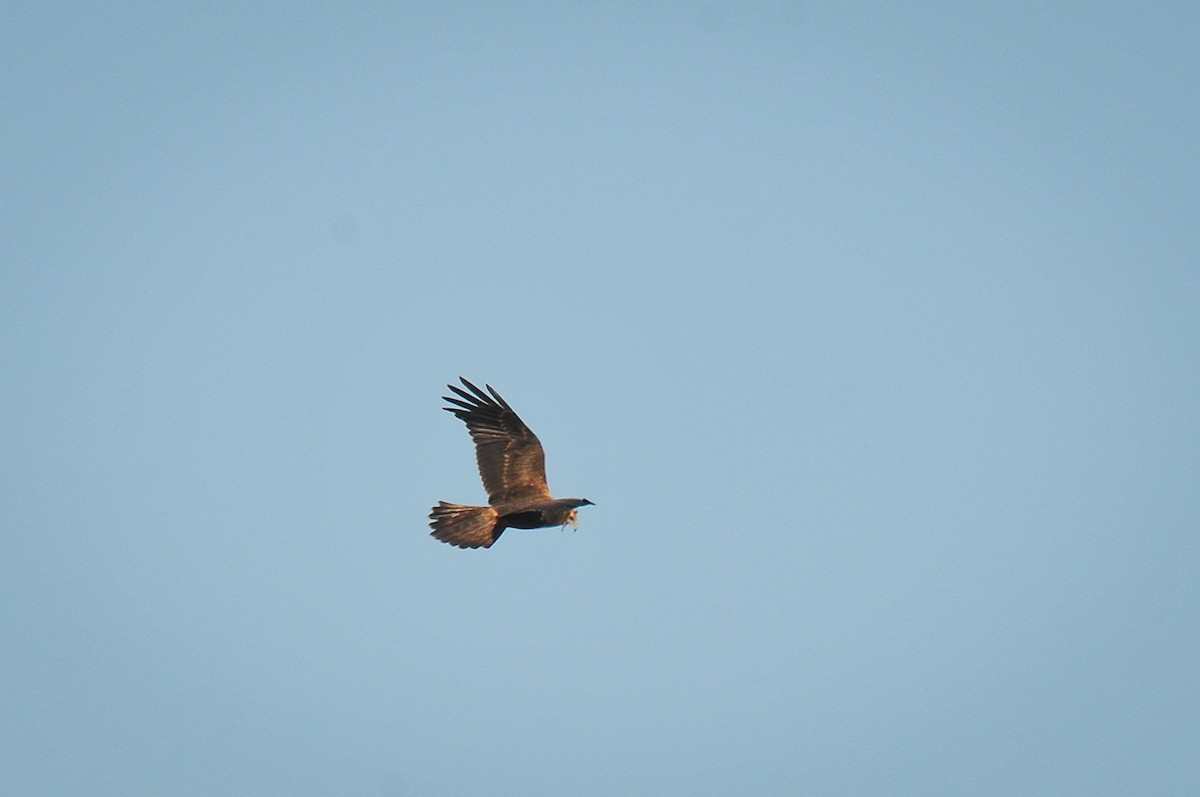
[3,3,1197,795]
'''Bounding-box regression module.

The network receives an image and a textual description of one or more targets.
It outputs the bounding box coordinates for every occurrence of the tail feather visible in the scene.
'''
[429,502,501,549]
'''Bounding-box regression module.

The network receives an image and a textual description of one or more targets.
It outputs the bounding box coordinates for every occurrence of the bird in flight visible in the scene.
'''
[429,377,593,549]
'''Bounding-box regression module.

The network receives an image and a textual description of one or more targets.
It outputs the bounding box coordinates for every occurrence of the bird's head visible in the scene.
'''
[564,499,594,530]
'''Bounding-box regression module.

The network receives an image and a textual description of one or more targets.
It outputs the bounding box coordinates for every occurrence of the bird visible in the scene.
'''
[429,377,594,549]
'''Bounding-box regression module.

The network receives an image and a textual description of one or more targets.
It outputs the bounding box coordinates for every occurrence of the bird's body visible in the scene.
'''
[429,378,592,549]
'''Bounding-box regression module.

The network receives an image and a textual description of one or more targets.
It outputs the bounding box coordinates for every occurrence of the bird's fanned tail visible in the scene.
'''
[428,502,501,549]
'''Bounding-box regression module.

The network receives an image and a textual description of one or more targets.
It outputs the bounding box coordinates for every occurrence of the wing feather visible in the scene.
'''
[442,377,551,505]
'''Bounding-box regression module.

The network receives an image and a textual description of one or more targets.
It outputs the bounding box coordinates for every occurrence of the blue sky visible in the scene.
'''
[3,3,1198,795]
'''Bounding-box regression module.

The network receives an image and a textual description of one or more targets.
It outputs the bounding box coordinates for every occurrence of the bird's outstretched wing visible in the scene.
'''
[443,378,551,505]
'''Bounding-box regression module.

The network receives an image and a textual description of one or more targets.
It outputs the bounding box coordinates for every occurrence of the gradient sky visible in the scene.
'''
[3,3,1198,795]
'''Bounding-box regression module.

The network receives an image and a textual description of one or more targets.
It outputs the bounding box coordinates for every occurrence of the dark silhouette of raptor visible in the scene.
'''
[428,378,593,549]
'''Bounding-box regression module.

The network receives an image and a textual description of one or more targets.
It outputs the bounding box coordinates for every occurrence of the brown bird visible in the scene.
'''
[429,377,593,549]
